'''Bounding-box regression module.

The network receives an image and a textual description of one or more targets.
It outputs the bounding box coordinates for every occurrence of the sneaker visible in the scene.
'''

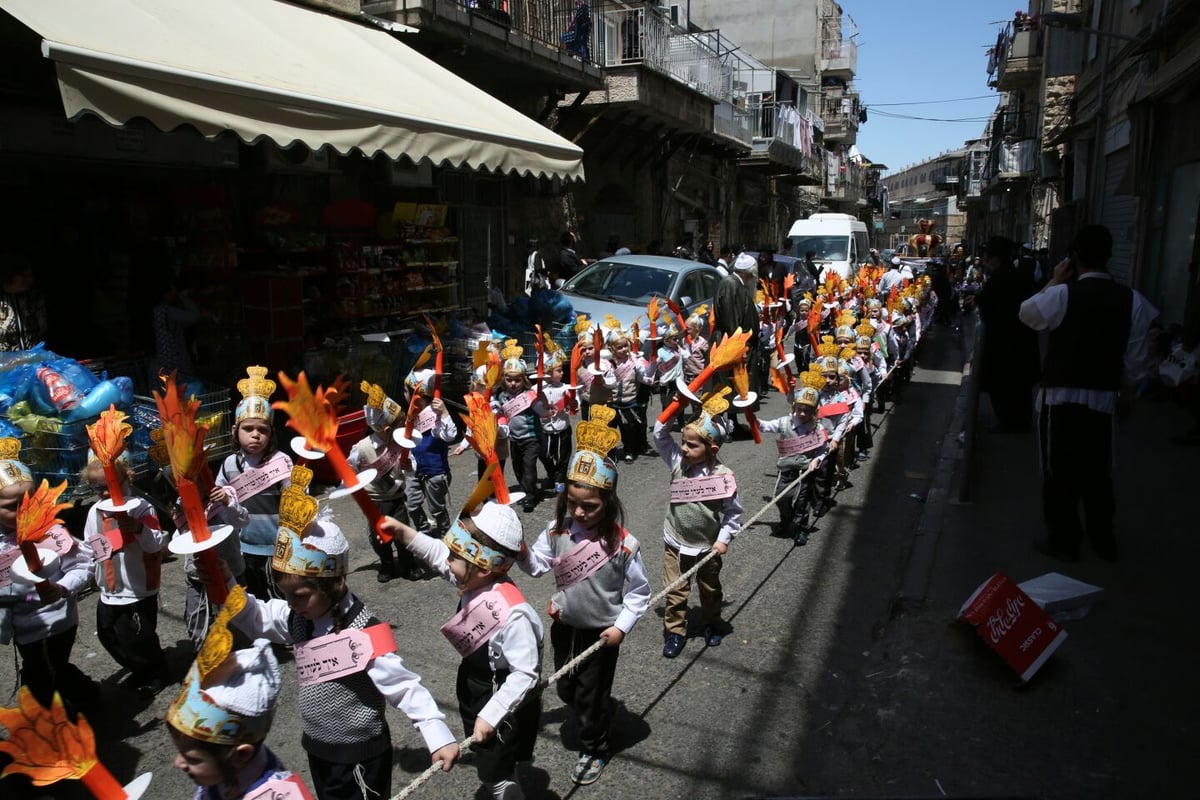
[703,625,723,647]
[623,454,635,464]
[662,633,686,659]
[571,753,608,785]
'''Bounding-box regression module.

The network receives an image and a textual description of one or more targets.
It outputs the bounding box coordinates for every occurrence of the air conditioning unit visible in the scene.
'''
[263,143,337,172]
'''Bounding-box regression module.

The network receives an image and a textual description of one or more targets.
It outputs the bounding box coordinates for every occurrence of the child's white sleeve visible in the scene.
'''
[369,653,457,753]
[614,549,651,634]
[233,592,293,646]
[652,420,682,469]
[405,532,454,583]
[516,525,555,578]
[717,490,743,546]
[477,608,542,729]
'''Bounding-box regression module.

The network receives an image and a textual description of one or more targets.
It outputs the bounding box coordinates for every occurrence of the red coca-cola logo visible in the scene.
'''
[986,593,1026,644]
[36,366,80,410]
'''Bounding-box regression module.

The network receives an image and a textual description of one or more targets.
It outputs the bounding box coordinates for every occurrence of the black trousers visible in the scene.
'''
[539,429,573,485]
[1038,402,1117,559]
[988,383,1033,431]
[242,553,279,601]
[367,495,422,575]
[96,596,167,684]
[508,436,542,500]
[613,403,648,457]
[551,622,620,758]
[16,626,97,710]
[308,749,392,800]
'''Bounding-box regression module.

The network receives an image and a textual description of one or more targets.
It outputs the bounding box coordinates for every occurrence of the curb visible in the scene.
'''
[898,323,974,603]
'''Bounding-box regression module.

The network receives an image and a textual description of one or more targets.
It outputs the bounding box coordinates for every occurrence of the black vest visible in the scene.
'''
[1041,277,1133,391]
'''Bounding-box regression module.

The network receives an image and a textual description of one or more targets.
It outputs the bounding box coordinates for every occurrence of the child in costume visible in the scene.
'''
[836,347,867,480]
[0,440,97,710]
[536,345,574,497]
[493,342,542,513]
[760,372,833,545]
[651,389,742,658]
[384,473,544,800]
[80,454,169,696]
[403,367,459,538]
[574,322,616,421]
[232,464,460,800]
[652,320,688,413]
[453,343,510,479]
[349,381,423,582]
[167,589,293,799]
[606,327,655,463]
[517,405,650,786]
[216,366,292,600]
[682,311,710,385]
[814,355,852,517]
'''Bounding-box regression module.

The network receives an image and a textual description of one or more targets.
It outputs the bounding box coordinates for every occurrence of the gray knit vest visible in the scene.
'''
[290,598,390,763]
[547,527,639,630]
[665,463,733,549]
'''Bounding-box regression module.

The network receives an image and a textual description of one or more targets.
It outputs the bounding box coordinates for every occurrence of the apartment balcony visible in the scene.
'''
[820,38,857,80]
[738,100,823,184]
[824,161,864,206]
[362,0,605,90]
[713,100,753,150]
[993,27,1043,91]
[930,167,960,191]
[989,138,1037,181]
[820,92,859,145]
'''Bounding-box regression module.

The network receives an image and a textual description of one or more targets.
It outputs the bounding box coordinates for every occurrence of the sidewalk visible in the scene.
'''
[889,377,1196,797]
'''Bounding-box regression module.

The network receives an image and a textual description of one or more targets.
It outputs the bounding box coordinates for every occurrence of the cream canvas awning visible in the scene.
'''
[0,0,584,181]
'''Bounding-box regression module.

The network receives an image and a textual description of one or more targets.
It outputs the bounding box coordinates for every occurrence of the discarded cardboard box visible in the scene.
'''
[959,571,1068,682]
[1018,572,1104,617]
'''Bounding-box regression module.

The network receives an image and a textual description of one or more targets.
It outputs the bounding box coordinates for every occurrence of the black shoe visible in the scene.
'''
[792,528,808,546]
[703,625,723,647]
[521,500,537,513]
[377,563,397,583]
[135,678,165,699]
[662,633,686,658]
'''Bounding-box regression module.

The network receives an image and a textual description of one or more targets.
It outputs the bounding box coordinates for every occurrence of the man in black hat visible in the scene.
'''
[975,235,1039,432]
[1018,224,1158,561]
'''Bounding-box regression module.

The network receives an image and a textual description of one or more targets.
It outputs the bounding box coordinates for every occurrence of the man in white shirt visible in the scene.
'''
[1018,224,1157,562]
[877,257,906,295]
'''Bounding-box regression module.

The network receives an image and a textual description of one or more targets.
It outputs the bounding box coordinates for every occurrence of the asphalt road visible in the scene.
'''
[0,323,967,800]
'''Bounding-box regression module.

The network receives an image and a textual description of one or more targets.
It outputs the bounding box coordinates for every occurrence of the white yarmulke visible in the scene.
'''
[302,510,350,557]
[470,501,524,553]
[891,256,902,266]
[204,638,282,718]
[732,253,758,273]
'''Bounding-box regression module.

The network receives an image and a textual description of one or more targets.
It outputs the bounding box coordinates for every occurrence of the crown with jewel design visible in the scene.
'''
[0,438,31,487]
[686,387,732,445]
[235,365,277,426]
[567,405,621,490]
[574,314,592,338]
[360,380,403,433]
[501,339,527,375]
[816,335,841,359]
[794,368,825,407]
[271,464,347,577]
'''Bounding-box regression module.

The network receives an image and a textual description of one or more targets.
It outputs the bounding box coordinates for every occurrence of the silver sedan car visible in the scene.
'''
[559,254,723,340]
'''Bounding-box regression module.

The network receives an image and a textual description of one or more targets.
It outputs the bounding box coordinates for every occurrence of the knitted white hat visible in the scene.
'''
[470,501,524,553]
[732,253,758,273]
[205,638,282,721]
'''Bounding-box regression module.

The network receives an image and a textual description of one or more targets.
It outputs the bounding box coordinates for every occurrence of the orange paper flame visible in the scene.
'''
[85,406,131,467]
[647,296,660,325]
[272,372,349,454]
[0,688,97,786]
[461,392,498,463]
[153,374,206,481]
[16,480,71,547]
[708,328,753,370]
[731,361,751,400]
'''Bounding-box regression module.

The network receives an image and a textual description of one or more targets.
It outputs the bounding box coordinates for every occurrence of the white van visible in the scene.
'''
[787,213,871,280]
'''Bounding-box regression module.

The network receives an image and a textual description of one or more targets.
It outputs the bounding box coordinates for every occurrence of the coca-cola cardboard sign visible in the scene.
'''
[959,571,1068,682]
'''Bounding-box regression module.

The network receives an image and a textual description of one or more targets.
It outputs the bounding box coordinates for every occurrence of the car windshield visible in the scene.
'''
[791,235,850,262]
[565,261,675,305]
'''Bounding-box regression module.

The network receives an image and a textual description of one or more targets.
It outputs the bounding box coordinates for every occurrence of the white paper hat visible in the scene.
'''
[470,501,524,553]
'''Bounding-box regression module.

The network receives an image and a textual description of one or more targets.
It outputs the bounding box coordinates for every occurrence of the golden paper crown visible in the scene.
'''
[543,332,563,357]
[500,339,523,362]
[195,585,248,687]
[800,368,826,391]
[689,304,708,321]
[700,386,732,417]
[360,381,387,410]
[837,312,857,328]
[816,336,841,358]
[575,405,621,459]
[278,464,318,534]
[856,322,875,339]
[840,346,858,361]
[237,366,276,402]
[472,340,497,370]
[574,314,592,336]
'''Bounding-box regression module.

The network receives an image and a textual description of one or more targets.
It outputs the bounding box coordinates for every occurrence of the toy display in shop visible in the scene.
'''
[0,686,152,799]
[155,374,232,605]
[486,288,579,354]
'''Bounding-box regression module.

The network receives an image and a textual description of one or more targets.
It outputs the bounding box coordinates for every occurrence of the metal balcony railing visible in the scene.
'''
[714,101,753,146]
[820,38,857,75]
[989,138,1037,177]
[596,5,668,72]
[453,0,603,67]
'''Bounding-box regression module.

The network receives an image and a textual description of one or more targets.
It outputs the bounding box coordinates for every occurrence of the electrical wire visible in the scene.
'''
[869,108,994,123]
[868,94,996,106]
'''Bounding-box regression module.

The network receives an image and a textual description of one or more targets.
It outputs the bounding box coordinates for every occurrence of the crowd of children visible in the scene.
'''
[0,259,936,799]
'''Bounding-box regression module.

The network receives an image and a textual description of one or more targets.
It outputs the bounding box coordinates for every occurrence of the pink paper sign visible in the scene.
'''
[776,429,828,457]
[294,625,394,687]
[413,406,438,433]
[440,585,518,657]
[0,548,20,588]
[86,534,114,561]
[226,452,292,503]
[669,473,738,504]
[245,775,316,800]
[502,391,534,419]
[552,537,616,590]
[47,528,74,555]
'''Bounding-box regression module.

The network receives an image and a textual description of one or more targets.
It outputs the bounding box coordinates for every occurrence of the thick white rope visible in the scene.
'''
[390,470,808,799]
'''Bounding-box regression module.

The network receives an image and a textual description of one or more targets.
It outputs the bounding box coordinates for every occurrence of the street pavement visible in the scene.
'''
[3,318,1187,799]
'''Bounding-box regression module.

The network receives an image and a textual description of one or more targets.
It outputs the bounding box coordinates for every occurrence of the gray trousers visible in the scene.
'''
[405,472,452,535]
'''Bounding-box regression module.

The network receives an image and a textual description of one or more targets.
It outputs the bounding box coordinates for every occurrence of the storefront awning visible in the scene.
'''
[0,0,584,181]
